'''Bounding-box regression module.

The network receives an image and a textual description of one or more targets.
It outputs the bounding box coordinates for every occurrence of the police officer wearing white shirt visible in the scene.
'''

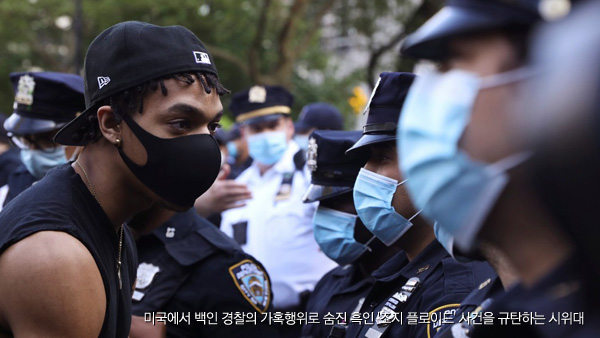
[220,86,337,323]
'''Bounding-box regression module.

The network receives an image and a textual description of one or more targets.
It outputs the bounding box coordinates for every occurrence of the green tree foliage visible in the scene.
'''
[0,0,439,129]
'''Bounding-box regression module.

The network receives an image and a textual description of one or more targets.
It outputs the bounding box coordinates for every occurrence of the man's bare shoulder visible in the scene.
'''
[0,231,106,338]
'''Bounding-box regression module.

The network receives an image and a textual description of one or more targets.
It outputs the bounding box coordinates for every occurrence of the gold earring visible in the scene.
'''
[115,138,122,148]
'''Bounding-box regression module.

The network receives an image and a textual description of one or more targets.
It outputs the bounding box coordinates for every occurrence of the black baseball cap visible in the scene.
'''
[346,72,415,155]
[55,21,219,146]
[6,72,84,136]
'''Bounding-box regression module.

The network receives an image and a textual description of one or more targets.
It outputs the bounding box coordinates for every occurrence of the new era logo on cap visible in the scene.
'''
[193,51,211,64]
[97,76,111,89]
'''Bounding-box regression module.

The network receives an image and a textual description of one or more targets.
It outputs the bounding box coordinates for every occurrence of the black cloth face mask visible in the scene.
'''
[118,112,221,210]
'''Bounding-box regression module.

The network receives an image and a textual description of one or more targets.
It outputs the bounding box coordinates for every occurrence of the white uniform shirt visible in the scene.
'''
[221,141,337,309]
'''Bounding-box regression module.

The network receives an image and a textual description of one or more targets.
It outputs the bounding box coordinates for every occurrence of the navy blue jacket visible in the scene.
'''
[471,255,598,338]
[434,276,503,338]
[3,164,36,206]
[132,210,279,338]
[345,241,495,338]
[302,263,377,338]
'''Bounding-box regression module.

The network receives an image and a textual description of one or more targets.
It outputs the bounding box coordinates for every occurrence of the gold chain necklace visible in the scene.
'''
[76,160,124,290]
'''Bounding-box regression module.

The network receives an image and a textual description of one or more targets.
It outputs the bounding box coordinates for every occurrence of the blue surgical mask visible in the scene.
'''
[294,135,309,151]
[313,206,375,265]
[433,222,455,257]
[398,68,533,252]
[20,146,67,180]
[247,131,288,166]
[353,168,420,246]
[226,142,238,160]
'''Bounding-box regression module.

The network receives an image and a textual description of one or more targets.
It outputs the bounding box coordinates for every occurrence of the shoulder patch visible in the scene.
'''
[427,303,460,338]
[136,262,161,289]
[228,259,271,313]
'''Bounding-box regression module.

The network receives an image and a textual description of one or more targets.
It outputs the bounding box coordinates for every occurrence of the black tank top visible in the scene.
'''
[0,164,137,338]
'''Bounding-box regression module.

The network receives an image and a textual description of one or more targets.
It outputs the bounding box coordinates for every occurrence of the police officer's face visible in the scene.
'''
[444,31,525,164]
[364,142,419,219]
[319,191,374,245]
[242,116,294,141]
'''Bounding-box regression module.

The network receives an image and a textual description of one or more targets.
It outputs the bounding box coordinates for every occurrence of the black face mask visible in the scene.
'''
[118,113,221,210]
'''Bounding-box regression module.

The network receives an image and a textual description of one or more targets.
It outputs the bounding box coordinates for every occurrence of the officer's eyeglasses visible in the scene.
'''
[10,132,59,153]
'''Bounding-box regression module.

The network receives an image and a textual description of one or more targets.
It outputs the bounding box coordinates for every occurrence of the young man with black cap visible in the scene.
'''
[220,85,336,336]
[299,129,402,338]
[397,1,580,337]
[0,72,85,209]
[343,72,493,338]
[0,21,227,338]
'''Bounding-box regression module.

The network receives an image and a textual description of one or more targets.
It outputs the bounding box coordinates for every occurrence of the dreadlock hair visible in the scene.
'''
[79,71,229,144]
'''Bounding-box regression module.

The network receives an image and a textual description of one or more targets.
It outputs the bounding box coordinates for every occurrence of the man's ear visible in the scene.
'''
[97,106,122,146]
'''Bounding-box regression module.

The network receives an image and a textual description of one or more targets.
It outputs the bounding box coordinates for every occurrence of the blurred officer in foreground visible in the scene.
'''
[293,102,344,151]
[342,72,493,338]
[0,115,21,187]
[0,72,84,209]
[300,130,402,338]
[220,85,337,337]
[129,207,279,338]
[398,1,578,337]
[0,21,227,337]
[515,2,600,336]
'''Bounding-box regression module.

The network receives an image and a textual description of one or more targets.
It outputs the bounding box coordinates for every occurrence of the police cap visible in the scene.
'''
[5,72,84,136]
[346,72,415,155]
[230,85,294,125]
[294,102,344,133]
[303,130,368,203]
[400,0,572,60]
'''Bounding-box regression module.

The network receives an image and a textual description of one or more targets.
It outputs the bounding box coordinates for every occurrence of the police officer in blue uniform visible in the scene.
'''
[397,1,587,337]
[130,208,279,338]
[0,115,21,188]
[340,72,494,338]
[300,129,402,338]
[293,102,344,152]
[0,72,84,208]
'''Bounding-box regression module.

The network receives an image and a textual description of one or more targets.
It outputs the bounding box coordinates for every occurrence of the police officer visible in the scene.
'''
[300,129,402,338]
[129,207,279,338]
[397,1,581,337]
[342,72,494,338]
[220,85,337,336]
[0,115,21,187]
[505,2,600,336]
[294,102,344,151]
[0,72,84,208]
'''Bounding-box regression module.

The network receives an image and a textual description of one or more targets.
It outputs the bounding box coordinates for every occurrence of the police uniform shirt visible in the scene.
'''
[301,263,377,338]
[0,148,21,187]
[471,255,598,338]
[345,241,495,338]
[221,141,337,309]
[434,276,503,338]
[0,164,37,211]
[133,209,278,338]
[0,164,137,338]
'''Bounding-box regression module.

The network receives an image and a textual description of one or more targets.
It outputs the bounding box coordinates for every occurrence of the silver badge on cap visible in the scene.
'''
[539,0,571,21]
[248,86,267,103]
[307,137,318,172]
[15,74,35,106]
